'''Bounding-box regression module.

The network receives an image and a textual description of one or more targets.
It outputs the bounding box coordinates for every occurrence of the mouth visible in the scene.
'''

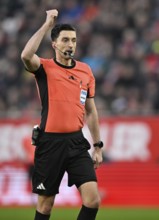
[64,50,74,57]
[65,50,73,54]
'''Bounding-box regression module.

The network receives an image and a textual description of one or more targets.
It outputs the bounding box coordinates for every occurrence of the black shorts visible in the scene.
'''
[32,130,97,196]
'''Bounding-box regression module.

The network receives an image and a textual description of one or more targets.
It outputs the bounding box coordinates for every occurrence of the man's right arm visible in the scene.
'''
[21,9,58,72]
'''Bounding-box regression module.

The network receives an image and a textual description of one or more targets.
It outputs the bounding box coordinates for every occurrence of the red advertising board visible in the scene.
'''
[0,117,159,206]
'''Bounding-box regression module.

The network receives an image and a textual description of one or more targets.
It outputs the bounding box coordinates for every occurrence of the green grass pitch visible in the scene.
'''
[0,207,159,220]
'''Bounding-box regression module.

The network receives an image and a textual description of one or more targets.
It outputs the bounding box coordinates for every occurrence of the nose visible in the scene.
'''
[68,40,74,48]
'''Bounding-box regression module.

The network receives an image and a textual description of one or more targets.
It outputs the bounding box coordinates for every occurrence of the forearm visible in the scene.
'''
[86,109,103,167]
[21,23,50,60]
[86,110,101,144]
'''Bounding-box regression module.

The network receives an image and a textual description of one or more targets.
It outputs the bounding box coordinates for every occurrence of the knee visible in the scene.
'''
[37,197,54,215]
[83,194,101,208]
[39,203,52,215]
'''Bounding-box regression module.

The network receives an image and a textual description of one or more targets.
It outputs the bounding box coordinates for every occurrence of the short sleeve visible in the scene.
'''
[32,58,46,75]
[87,65,95,98]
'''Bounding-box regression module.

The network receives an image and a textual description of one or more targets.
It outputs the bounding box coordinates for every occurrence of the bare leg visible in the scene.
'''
[34,195,55,220]
[77,181,101,220]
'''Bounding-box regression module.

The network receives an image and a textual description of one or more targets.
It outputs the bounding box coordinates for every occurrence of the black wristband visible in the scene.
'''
[93,141,103,148]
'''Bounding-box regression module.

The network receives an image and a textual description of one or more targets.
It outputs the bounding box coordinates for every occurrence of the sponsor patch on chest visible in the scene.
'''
[80,89,87,105]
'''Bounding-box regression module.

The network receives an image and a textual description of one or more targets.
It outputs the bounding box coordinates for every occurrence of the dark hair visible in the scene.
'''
[51,24,76,41]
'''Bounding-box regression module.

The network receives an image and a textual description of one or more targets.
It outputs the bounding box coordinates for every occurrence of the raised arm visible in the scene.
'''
[21,9,58,72]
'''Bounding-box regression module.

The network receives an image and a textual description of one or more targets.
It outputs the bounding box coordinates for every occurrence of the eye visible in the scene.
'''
[72,38,76,43]
[63,38,69,43]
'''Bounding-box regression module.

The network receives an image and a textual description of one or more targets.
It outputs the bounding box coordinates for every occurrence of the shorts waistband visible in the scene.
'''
[41,129,83,138]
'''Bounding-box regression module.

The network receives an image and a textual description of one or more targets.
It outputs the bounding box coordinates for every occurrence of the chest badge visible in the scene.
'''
[80,89,87,105]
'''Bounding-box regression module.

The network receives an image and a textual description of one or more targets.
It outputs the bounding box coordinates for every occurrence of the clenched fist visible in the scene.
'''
[45,9,58,28]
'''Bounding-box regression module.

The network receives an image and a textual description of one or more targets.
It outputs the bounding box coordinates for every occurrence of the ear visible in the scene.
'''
[52,42,56,49]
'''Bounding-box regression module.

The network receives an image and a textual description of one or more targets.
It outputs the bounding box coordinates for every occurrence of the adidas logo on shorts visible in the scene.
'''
[37,183,46,190]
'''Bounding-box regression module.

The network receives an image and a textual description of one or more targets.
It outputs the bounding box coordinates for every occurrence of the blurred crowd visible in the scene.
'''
[1,0,159,118]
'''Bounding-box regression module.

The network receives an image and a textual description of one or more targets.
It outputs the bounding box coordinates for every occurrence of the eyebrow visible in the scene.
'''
[62,37,76,40]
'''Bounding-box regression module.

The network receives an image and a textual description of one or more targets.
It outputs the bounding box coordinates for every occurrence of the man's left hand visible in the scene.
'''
[92,148,103,169]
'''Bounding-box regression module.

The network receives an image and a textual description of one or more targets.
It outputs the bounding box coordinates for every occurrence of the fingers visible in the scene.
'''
[92,152,103,169]
[45,9,58,28]
[93,159,100,169]
[46,9,58,18]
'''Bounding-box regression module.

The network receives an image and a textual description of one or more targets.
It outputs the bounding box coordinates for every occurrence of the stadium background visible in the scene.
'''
[0,0,159,219]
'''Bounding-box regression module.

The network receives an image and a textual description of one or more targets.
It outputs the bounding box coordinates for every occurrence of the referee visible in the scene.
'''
[21,9,103,220]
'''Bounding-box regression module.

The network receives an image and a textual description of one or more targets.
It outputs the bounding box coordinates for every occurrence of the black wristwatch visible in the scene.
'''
[93,141,104,148]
